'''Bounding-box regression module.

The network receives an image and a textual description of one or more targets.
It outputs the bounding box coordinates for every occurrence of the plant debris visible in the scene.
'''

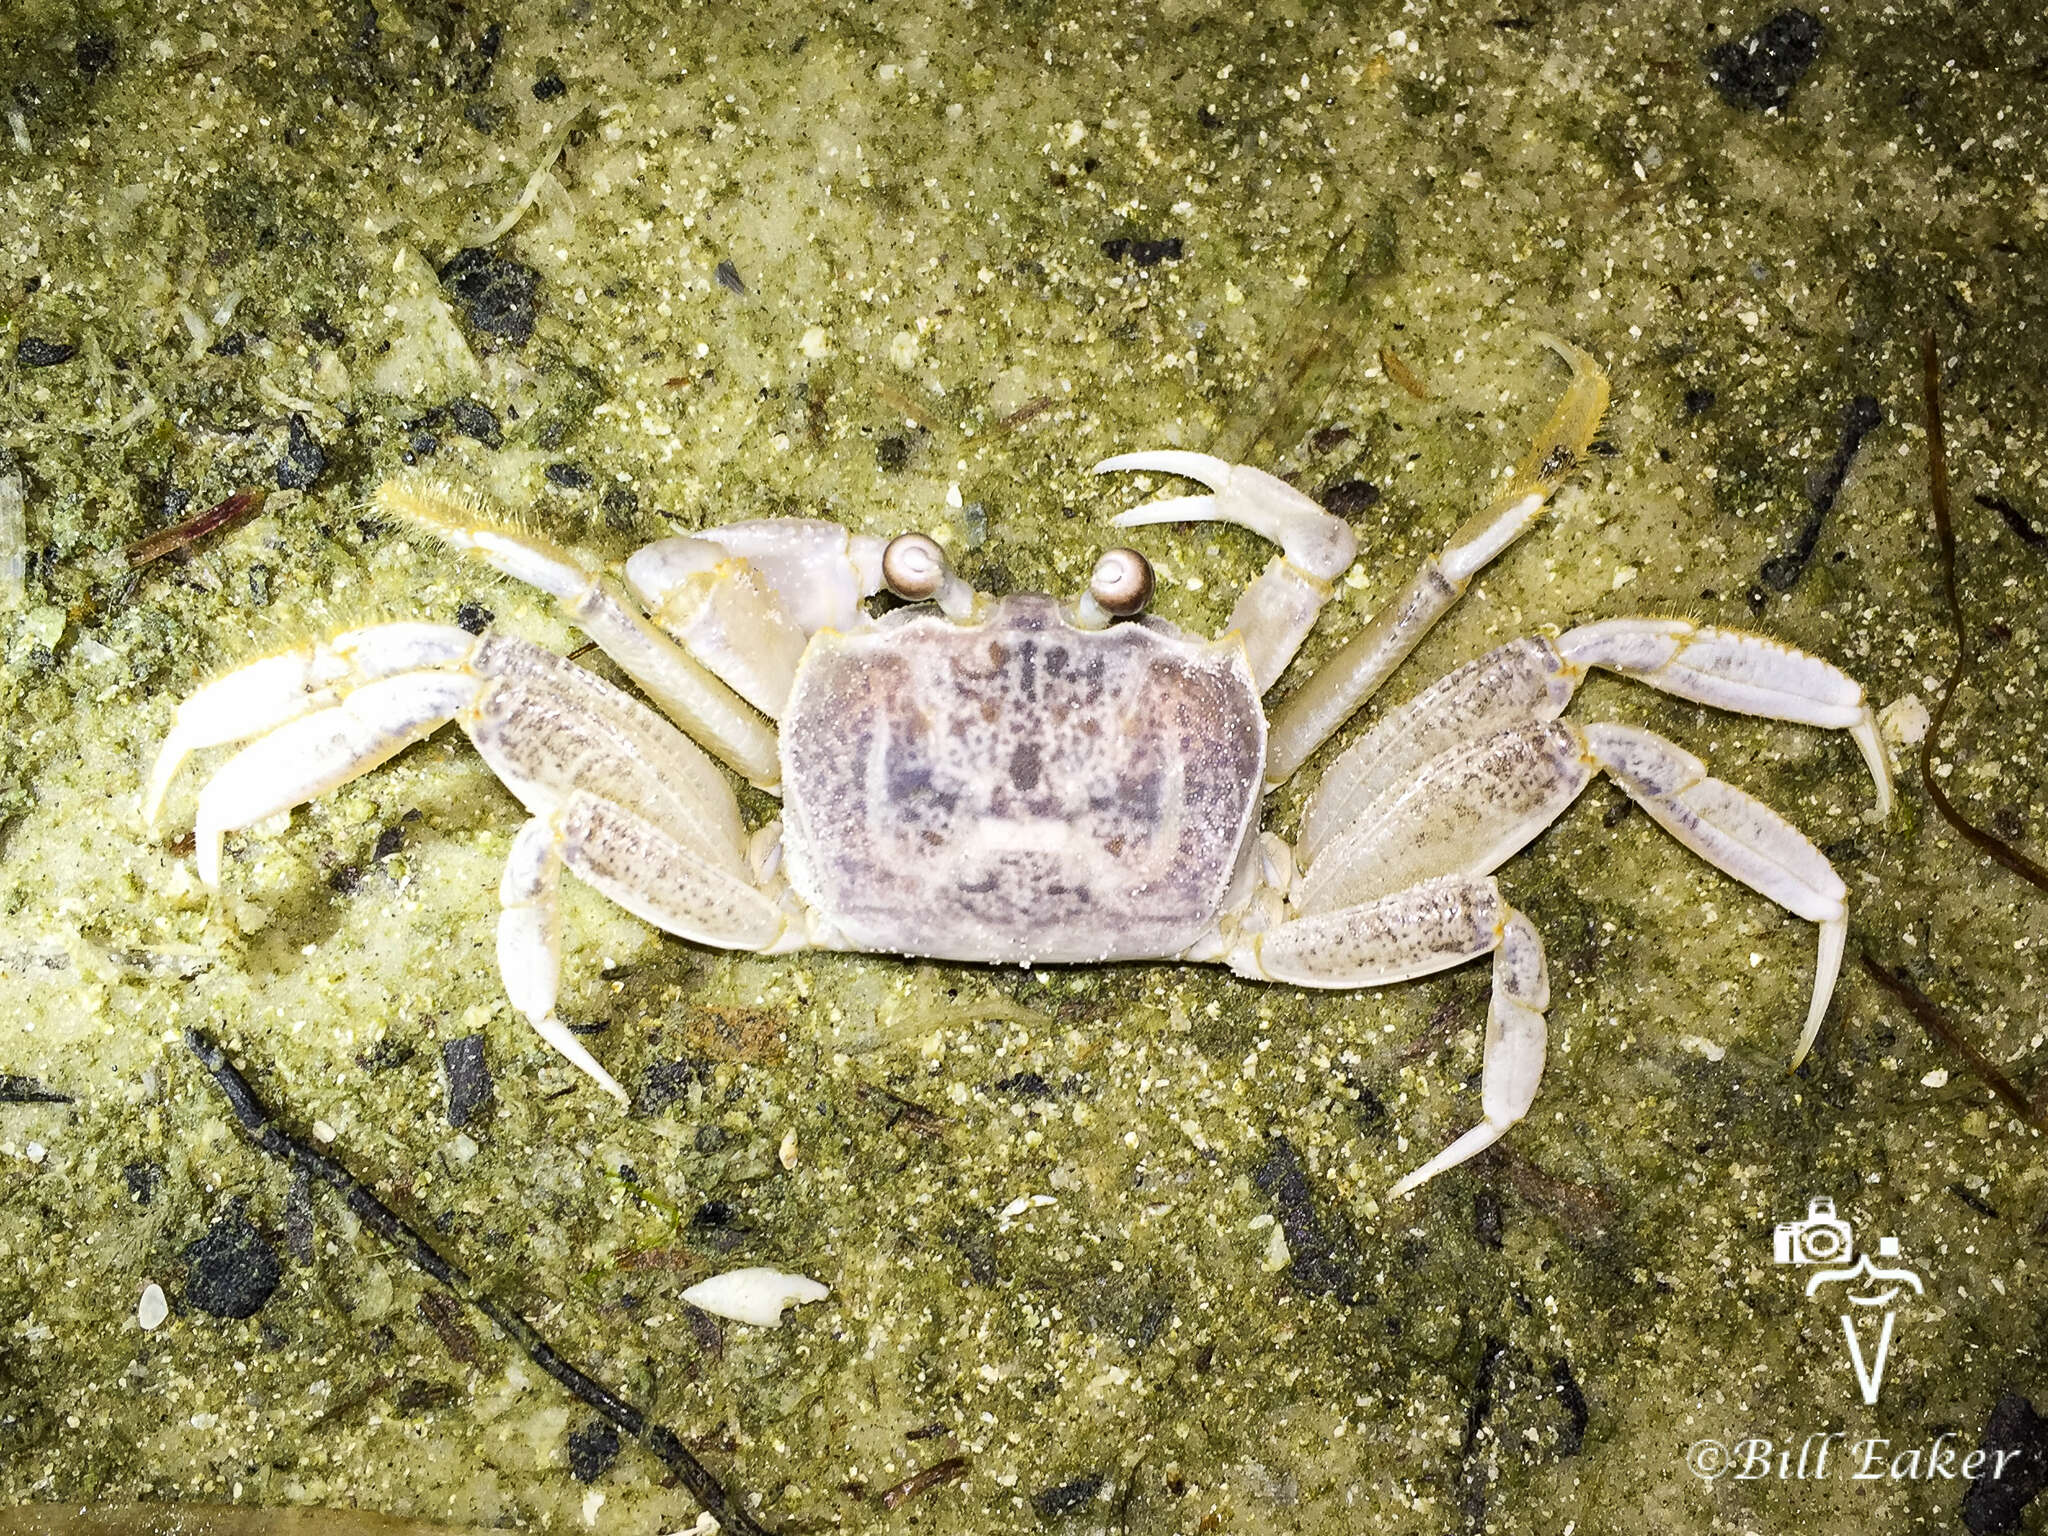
[124,487,266,568]
[879,1455,969,1510]
[183,1028,776,1536]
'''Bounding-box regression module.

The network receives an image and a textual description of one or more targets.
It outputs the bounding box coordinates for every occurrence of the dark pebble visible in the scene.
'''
[439,246,540,346]
[1032,1474,1105,1519]
[446,397,502,446]
[876,435,912,471]
[16,337,78,368]
[1705,9,1825,112]
[1683,386,1717,416]
[1963,1392,2048,1533]
[1321,479,1381,516]
[275,413,327,490]
[373,824,404,861]
[75,33,117,77]
[715,259,747,295]
[993,1070,1054,1098]
[532,73,568,102]
[208,330,247,357]
[122,1161,165,1205]
[454,600,494,635]
[639,1057,709,1113]
[1253,1135,1362,1301]
[1310,425,1353,454]
[601,485,640,529]
[690,1199,738,1231]
[1101,237,1182,266]
[566,1418,621,1483]
[442,1035,494,1129]
[327,863,362,895]
[407,432,439,461]
[544,461,593,489]
[1473,1187,1505,1249]
[694,1124,728,1154]
[183,1207,283,1320]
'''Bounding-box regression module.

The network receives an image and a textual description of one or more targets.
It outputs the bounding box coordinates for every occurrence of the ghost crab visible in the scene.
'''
[146,338,1891,1197]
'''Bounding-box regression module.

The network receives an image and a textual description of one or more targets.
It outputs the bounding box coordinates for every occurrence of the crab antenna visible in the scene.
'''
[1094,452,1355,581]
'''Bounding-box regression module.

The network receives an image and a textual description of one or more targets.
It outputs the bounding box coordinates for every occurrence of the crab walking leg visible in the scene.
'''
[1297,715,1848,1064]
[1298,620,1890,863]
[1229,875,1549,1196]
[1264,336,1610,785]
[497,818,628,1103]
[191,671,482,886]
[1094,456,1356,691]
[1557,619,1891,815]
[378,480,781,788]
[1585,722,1848,1068]
[146,623,479,828]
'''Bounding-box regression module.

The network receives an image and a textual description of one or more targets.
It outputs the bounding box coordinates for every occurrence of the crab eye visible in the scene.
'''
[882,533,950,602]
[1088,547,1154,617]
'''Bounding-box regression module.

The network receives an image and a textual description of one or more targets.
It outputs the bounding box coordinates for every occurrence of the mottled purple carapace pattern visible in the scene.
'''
[780,597,1265,964]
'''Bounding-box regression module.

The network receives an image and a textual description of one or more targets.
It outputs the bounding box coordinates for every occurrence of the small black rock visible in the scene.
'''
[1964,1392,2048,1533]
[715,259,747,295]
[1683,387,1717,416]
[532,73,568,102]
[16,337,78,368]
[693,1124,728,1154]
[993,1070,1054,1098]
[1131,237,1183,266]
[183,1208,283,1320]
[875,435,912,471]
[446,397,502,446]
[373,824,404,861]
[275,413,326,490]
[439,247,540,347]
[1705,9,1825,112]
[454,600,494,635]
[566,1418,621,1482]
[601,485,640,529]
[75,33,117,77]
[122,1161,165,1205]
[1032,1474,1105,1519]
[209,330,247,357]
[1321,479,1381,516]
[640,1057,709,1113]
[442,1035,494,1129]
[544,461,593,489]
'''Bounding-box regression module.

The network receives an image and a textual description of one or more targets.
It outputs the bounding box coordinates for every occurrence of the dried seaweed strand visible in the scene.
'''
[125,488,267,568]
[1917,331,2048,893]
[1853,949,2047,1133]
[183,1029,775,1536]
[879,1456,970,1510]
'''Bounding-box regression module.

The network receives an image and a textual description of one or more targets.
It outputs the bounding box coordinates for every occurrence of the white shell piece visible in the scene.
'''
[138,1282,168,1331]
[681,1266,830,1328]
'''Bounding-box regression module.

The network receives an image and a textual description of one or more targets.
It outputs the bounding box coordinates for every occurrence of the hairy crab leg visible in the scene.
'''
[1264,336,1610,786]
[1228,874,1549,1198]
[1298,620,1891,863]
[378,480,781,789]
[1299,717,1848,1069]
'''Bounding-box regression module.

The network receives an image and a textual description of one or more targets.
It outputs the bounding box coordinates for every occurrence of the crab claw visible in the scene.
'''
[1094,451,1356,582]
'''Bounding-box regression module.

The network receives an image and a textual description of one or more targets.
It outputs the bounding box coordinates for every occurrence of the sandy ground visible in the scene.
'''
[2,1,2046,1531]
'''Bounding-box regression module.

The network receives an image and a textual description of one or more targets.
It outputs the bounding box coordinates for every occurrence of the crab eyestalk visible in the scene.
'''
[882,533,974,619]
[1073,547,1155,629]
